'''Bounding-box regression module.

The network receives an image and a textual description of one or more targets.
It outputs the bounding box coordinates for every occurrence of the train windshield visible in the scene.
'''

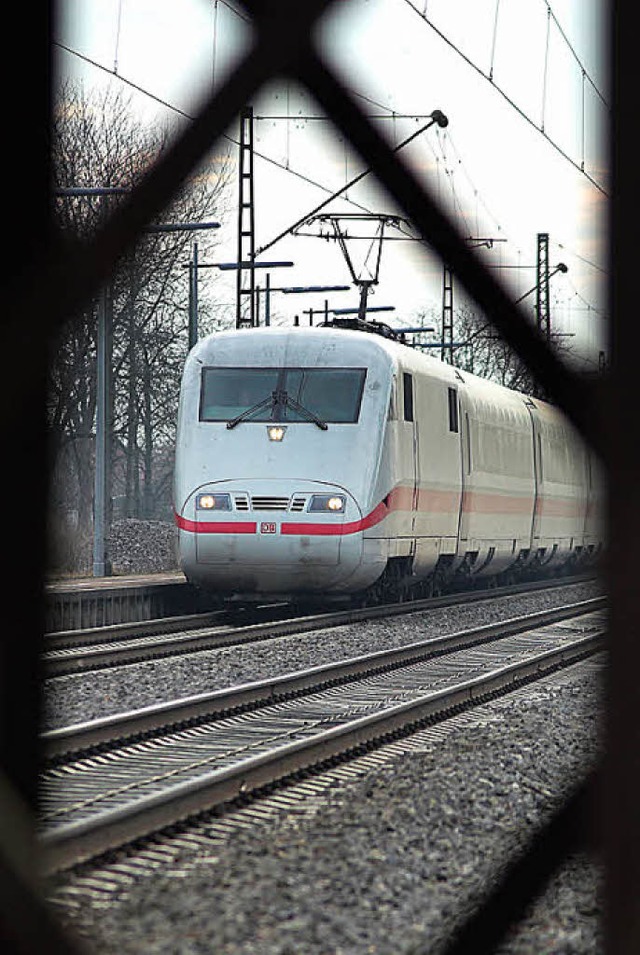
[200,367,367,424]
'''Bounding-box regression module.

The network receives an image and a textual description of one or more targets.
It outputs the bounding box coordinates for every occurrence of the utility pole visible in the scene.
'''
[188,241,199,350]
[93,285,112,576]
[84,211,220,576]
[536,232,551,342]
[441,238,505,363]
[529,235,572,353]
[512,240,568,401]
[441,265,454,363]
[237,106,255,328]
[303,307,324,326]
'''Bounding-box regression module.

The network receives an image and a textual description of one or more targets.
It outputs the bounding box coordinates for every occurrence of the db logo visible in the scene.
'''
[260,522,277,534]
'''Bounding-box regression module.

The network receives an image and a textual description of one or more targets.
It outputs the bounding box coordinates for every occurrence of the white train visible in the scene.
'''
[174,324,603,601]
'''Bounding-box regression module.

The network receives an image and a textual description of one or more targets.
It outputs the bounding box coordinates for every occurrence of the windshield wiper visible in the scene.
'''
[226,389,328,431]
[226,394,275,430]
[276,389,328,430]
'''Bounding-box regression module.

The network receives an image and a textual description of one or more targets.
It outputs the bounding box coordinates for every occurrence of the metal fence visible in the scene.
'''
[2,2,636,952]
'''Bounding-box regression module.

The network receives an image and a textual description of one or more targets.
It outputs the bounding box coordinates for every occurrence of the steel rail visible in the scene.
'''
[44,573,596,642]
[39,623,605,876]
[43,597,605,757]
[46,609,228,649]
[42,576,600,677]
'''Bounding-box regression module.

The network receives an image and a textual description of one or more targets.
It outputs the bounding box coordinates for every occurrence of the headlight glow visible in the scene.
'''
[196,493,231,511]
[308,493,346,513]
[267,426,286,442]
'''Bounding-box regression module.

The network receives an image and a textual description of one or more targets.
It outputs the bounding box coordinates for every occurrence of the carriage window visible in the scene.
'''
[388,386,396,420]
[403,373,414,421]
[448,387,459,433]
[200,367,367,423]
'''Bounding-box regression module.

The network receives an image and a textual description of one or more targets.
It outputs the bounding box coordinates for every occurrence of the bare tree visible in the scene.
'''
[414,301,575,397]
[48,83,232,570]
[450,303,538,393]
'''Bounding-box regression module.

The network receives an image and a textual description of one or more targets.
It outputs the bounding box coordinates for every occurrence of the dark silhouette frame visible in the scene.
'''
[2,3,635,952]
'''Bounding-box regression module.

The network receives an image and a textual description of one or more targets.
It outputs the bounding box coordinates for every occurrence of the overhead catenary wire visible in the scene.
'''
[215,0,251,24]
[554,240,608,276]
[306,62,607,310]
[541,3,551,132]
[54,41,388,224]
[113,0,124,74]
[489,0,501,81]
[440,130,513,249]
[211,0,219,90]
[54,8,605,324]
[562,274,607,319]
[254,112,436,121]
[429,127,606,316]
[54,44,604,328]
[437,129,474,238]
[399,0,608,196]
[541,0,608,107]
[255,110,449,257]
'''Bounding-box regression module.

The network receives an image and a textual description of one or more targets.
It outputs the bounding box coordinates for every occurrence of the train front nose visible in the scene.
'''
[178,480,363,593]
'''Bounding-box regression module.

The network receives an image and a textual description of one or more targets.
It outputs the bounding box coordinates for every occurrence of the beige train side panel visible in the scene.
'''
[530,403,589,556]
[413,372,463,540]
[584,450,606,549]
[372,373,417,541]
[366,362,464,574]
[457,384,536,562]
[365,371,418,562]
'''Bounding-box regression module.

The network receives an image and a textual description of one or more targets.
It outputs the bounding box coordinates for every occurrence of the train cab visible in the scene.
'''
[174,327,395,596]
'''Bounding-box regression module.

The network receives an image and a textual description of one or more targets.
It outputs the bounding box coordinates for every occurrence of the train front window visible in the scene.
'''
[282,369,366,423]
[200,368,279,421]
[200,367,367,423]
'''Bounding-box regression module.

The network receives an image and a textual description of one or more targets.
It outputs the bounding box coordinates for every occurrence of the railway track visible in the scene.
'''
[39,597,606,875]
[43,575,598,677]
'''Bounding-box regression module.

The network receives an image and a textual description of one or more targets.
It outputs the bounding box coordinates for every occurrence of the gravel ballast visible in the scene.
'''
[50,664,604,954]
[42,580,600,731]
[107,519,179,575]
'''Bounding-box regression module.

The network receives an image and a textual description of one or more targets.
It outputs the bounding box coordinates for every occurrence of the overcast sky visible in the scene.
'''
[56,0,608,366]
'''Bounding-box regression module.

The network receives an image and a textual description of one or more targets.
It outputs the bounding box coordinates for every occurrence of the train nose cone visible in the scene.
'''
[182,479,363,593]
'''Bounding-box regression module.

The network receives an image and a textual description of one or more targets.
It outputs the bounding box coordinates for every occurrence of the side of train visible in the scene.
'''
[174,325,603,601]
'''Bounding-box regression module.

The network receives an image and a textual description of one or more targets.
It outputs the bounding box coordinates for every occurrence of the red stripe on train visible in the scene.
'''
[175,513,257,534]
[175,485,587,537]
[174,503,389,537]
[280,501,389,536]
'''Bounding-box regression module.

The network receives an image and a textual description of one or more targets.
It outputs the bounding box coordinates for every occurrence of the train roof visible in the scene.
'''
[188,324,557,418]
[191,324,445,372]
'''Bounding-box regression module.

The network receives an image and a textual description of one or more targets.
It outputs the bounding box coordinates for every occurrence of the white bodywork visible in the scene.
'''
[174,327,604,596]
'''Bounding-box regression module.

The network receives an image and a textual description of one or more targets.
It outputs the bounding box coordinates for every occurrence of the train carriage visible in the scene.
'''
[174,324,603,600]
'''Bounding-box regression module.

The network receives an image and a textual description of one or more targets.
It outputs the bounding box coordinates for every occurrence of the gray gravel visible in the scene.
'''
[50,664,604,954]
[42,580,600,731]
[108,519,179,576]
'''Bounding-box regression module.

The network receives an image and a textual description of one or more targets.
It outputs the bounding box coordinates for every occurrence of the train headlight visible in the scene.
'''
[308,494,346,513]
[267,426,286,442]
[196,493,232,511]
